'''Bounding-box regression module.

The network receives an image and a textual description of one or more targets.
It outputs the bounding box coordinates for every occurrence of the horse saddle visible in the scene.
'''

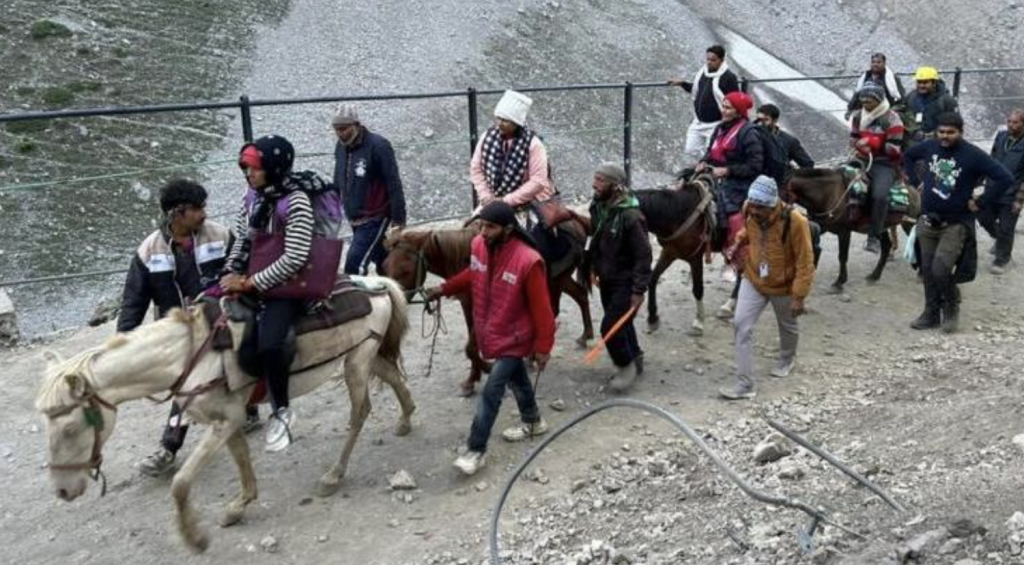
[200,275,377,379]
[532,198,577,229]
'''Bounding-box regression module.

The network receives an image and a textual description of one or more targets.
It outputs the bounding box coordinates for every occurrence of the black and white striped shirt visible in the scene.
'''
[227,190,315,291]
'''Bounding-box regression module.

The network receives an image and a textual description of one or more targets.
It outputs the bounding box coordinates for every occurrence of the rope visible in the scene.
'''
[419,298,447,380]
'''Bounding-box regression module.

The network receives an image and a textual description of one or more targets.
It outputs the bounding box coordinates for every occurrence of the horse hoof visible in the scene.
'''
[457,382,476,398]
[828,284,844,295]
[219,509,244,528]
[686,326,704,337]
[394,421,412,437]
[316,477,343,498]
[185,530,211,554]
[646,320,661,334]
[865,275,880,284]
[574,335,589,349]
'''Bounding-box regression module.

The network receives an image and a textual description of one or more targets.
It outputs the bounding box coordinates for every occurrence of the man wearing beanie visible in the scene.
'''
[669,45,740,165]
[424,200,556,476]
[720,175,815,400]
[583,162,652,392]
[850,83,905,254]
[332,104,407,275]
[470,90,555,210]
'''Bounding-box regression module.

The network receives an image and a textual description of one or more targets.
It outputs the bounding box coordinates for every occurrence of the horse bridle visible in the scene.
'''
[45,380,117,496]
[389,237,436,305]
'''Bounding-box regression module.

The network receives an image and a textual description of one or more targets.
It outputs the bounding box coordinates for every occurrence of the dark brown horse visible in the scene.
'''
[788,168,919,292]
[634,179,715,336]
[383,220,593,395]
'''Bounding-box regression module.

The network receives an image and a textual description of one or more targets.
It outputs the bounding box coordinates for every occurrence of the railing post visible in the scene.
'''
[623,82,634,182]
[740,77,750,93]
[952,67,963,99]
[467,87,480,209]
[239,95,254,142]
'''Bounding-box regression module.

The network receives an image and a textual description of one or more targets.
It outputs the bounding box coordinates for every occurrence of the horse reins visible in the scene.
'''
[45,383,117,496]
[146,311,229,404]
[818,152,872,220]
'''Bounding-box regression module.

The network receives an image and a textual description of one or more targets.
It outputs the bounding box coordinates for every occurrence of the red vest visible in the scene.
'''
[469,235,544,359]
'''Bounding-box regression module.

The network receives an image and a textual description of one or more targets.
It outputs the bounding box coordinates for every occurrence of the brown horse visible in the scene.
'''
[788,168,919,292]
[634,179,715,336]
[383,220,593,395]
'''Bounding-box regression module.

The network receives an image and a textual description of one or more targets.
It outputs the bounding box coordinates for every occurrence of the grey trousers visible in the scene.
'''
[733,278,799,386]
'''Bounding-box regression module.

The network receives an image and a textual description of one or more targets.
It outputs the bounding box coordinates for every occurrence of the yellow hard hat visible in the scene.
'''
[915,66,940,81]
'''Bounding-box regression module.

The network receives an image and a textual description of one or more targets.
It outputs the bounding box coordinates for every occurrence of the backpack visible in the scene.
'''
[753,125,789,187]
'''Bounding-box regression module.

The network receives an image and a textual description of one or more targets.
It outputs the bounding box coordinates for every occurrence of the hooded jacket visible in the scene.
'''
[586,193,653,296]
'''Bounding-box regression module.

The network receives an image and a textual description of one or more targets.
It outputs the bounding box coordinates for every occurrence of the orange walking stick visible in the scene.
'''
[583,304,639,365]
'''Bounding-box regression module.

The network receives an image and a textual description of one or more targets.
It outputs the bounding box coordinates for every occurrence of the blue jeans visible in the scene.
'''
[344,217,390,275]
[467,357,540,453]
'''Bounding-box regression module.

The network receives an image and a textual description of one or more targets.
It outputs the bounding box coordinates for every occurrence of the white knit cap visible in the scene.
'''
[494,90,533,126]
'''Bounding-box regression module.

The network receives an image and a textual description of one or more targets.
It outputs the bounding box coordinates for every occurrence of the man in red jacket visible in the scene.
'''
[426,200,555,476]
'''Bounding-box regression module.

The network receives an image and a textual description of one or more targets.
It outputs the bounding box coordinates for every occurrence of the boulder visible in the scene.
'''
[753,432,792,464]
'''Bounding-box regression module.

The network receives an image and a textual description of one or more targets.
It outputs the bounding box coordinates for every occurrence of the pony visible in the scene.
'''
[633,178,715,336]
[788,168,918,292]
[35,277,415,553]
[383,220,593,395]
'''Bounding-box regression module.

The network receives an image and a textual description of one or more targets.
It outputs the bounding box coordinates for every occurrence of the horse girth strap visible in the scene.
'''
[660,188,714,244]
[147,312,228,404]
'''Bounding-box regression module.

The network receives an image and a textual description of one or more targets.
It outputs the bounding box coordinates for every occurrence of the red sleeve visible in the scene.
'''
[524,262,555,355]
[440,267,472,296]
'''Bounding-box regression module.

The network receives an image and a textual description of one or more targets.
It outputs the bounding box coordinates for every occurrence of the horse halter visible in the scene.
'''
[389,238,433,304]
[45,381,117,497]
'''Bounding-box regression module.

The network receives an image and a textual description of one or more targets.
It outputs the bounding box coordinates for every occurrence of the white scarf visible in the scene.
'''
[692,61,730,108]
[855,68,902,103]
[858,97,891,130]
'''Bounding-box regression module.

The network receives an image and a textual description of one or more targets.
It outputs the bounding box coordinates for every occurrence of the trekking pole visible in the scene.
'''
[582,304,639,365]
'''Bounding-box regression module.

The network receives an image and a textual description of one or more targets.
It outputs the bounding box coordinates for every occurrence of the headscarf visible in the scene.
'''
[724,91,753,119]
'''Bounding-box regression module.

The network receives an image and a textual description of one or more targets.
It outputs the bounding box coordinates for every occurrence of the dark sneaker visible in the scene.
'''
[863,237,881,254]
[243,409,263,434]
[941,306,959,334]
[910,312,940,330]
[139,448,176,478]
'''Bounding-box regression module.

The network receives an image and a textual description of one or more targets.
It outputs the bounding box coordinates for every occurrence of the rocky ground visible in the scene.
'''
[4,225,1024,564]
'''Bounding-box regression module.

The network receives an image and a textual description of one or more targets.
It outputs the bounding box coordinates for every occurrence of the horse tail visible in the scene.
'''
[375,276,409,363]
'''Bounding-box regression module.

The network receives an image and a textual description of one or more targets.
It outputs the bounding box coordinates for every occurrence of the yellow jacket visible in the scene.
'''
[735,203,816,298]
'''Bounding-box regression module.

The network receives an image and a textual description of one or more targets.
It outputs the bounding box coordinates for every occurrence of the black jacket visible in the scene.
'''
[683,70,739,123]
[986,130,1024,205]
[116,221,232,332]
[703,120,765,214]
[333,127,407,224]
[777,129,815,170]
[906,81,959,138]
[586,195,653,296]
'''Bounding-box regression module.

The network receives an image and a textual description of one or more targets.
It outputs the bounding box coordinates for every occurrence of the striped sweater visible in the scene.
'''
[227,190,315,291]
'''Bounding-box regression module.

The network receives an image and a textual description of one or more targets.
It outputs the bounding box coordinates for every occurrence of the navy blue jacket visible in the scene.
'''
[333,127,407,224]
[905,139,1013,223]
[986,130,1024,205]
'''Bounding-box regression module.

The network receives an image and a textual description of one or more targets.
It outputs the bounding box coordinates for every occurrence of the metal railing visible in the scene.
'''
[2,66,1023,289]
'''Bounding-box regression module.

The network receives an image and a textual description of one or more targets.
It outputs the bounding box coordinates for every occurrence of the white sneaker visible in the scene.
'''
[716,298,736,320]
[719,264,737,283]
[265,407,294,452]
[453,451,486,476]
[770,359,795,378]
[502,419,549,442]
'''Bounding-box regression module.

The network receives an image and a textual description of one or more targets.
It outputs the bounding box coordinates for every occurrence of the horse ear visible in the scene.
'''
[64,374,86,397]
[42,350,65,368]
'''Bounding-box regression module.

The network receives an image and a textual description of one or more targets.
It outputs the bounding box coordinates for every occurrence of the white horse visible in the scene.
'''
[35,277,416,552]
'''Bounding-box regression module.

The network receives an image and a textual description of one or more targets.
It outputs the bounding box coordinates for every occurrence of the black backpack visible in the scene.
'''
[752,124,788,187]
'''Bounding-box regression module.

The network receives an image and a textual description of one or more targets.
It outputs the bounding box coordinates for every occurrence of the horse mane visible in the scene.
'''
[426,228,474,277]
[633,184,703,236]
[34,348,104,415]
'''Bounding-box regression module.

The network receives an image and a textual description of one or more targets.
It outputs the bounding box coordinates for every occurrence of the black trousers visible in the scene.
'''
[977,203,1019,266]
[599,283,641,367]
[257,299,304,411]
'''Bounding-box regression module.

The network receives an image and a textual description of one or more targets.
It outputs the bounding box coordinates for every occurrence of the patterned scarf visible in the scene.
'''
[481,126,535,197]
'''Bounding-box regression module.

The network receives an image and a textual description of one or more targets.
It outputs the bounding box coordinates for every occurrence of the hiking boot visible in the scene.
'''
[265,407,295,452]
[990,262,1007,275]
[716,298,736,320]
[769,359,795,378]
[139,448,176,478]
[863,236,881,254]
[910,311,941,330]
[634,352,645,376]
[453,450,486,476]
[718,380,756,401]
[243,408,263,434]
[988,244,996,256]
[608,362,638,393]
[502,419,549,442]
